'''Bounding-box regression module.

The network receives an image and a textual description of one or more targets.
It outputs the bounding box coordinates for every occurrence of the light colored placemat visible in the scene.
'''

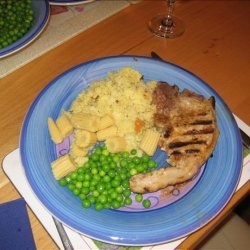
[0,0,130,79]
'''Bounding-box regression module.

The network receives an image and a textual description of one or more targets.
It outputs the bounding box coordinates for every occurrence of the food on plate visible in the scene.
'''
[96,125,118,141]
[0,0,34,49]
[48,117,63,144]
[105,136,127,153]
[51,154,77,180]
[70,113,100,132]
[139,129,161,156]
[74,129,97,148]
[58,145,158,210]
[48,67,219,210]
[130,82,219,193]
[56,113,74,138]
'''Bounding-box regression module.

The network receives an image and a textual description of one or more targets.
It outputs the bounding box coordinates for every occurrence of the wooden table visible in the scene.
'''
[0,1,249,249]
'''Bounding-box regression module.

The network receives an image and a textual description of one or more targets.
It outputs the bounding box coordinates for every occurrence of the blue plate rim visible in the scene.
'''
[20,55,243,246]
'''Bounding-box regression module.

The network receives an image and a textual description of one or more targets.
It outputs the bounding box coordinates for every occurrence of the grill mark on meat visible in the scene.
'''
[185,149,200,154]
[171,150,182,155]
[169,140,206,149]
[163,129,172,138]
[190,120,213,125]
[184,128,215,135]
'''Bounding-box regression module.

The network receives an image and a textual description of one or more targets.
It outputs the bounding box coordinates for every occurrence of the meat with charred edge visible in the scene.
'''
[130,82,219,194]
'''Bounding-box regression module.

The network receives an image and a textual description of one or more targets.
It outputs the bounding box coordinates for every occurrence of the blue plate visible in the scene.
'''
[20,56,243,246]
[0,0,50,59]
[49,0,95,5]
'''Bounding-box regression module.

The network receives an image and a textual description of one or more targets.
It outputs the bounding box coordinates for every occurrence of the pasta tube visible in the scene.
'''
[73,156,88,167]
[48,117,63,144]
[70,113,100,132]
[98,115,114,130]
[105,136,127,153]
[97,126,117,141]
[56,113,73,138]
[74,129,97,148]
[70,142,89,158]
[140,129,160,156]
[51,154,76,180]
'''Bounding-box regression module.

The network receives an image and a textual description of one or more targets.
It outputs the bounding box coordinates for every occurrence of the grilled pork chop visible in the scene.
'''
[130,82,219,193]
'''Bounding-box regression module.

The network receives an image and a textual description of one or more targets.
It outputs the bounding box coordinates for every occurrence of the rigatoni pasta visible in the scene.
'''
[140,129,160,156]
[96,125,117,141]
[98,115,114,130]
[70,142,89,158]
[48,117,63,144]
[56,113,73,138]
[51,154,76,180]
[106,136,127,153]
[74,129,97,148]
[70,113,100,132]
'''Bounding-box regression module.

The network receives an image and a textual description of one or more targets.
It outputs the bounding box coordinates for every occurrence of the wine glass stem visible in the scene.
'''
[167,0,175,19]
[162,0,175,28]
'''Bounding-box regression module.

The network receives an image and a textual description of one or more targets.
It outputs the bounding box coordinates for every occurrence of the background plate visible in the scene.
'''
[0,0,50,59]
[49,0,96,5]
[20,56,242,246]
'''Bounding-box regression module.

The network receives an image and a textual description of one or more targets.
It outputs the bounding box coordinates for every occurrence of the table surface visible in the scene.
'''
[0,1,249,249]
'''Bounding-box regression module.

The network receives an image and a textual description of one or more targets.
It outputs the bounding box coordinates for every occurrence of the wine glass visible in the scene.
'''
[148,0,185,38]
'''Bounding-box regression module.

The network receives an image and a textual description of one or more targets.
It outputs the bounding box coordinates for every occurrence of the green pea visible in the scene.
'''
[116,194,123,203]
[82,199,91,208]
[130,168,137,176]
[135,194,143,202]
[79,193,86,200]
[81,187,90,195]
[110,191,118,200]
[75,181,83,189]
[130,149,137,155]
[124,197,132,205]
[77,167,84,174]
[142,155,150,162]
[103,175,111,183]
[95,203,104,211]
[120,159,127,167]
[112,200,121,209]
[102,149,109,156]
[67,183,75,191]
[82,181,90,188]
[136,164,144,173]
[58,178,67,186]
[133,156,141,164]
[92,190,100,197]
[72,188,80,196]
[70,172,77,180]
[108,170,116,178]
[103,203,111,209]
[123,189,131,197]
[121,180,130,189]
[142,199,151,208]
[122,151,129,158]
[116,186,123,194]
[98,194,107,204]
[148,160,157,168]
[88,195,96,204]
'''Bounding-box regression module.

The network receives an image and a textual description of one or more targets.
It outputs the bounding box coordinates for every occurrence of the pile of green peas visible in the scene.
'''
[58,145,158,211]
[0,0,34,49]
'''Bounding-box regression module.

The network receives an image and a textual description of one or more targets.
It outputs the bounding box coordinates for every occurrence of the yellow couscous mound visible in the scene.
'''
[69,67,157,153]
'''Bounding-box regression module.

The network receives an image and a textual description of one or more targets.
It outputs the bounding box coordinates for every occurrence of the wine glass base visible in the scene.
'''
[148,14,185,39]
